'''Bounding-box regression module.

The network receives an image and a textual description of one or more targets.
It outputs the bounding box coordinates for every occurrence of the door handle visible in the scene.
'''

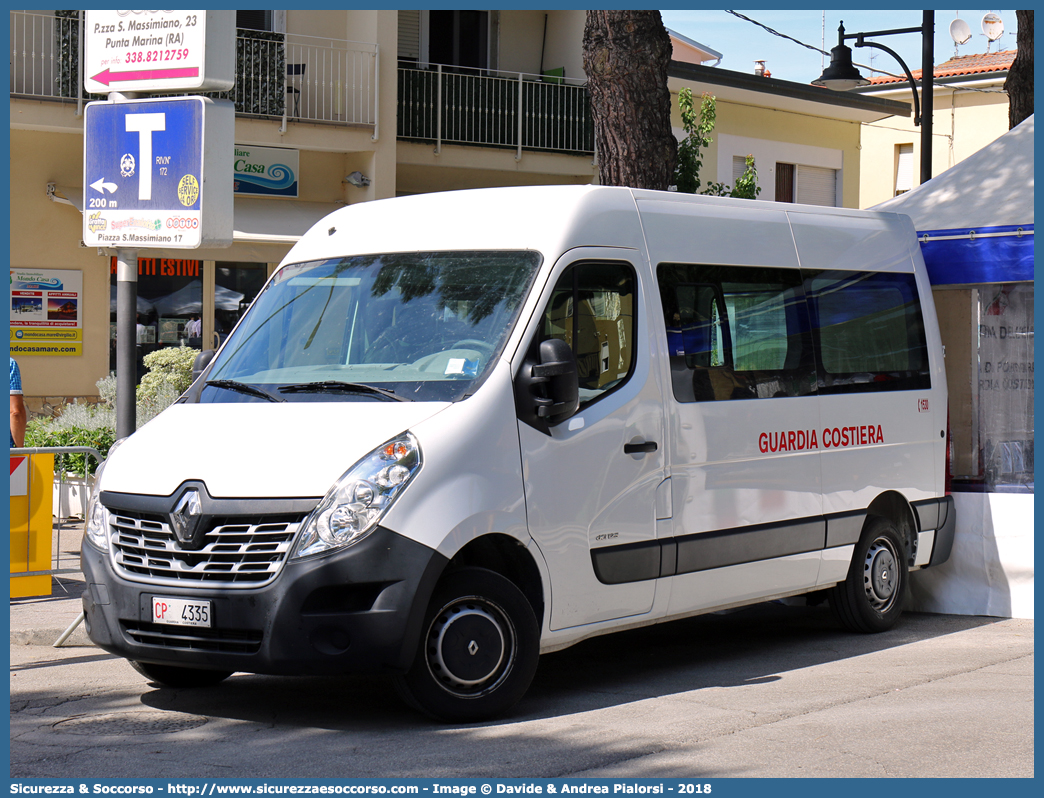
[624,441,658,454]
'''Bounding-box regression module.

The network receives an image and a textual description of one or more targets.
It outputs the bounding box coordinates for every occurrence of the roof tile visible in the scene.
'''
[868,49,1015,85]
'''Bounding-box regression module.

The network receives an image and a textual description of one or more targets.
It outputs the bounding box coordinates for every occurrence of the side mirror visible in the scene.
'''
[191,349,216,384]
[515,338,580,431]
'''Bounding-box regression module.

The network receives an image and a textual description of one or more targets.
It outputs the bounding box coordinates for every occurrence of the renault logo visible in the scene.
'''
[170,489,205,549]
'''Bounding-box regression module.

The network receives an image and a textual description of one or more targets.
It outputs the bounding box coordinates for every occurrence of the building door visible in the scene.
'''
[428,10,489,69]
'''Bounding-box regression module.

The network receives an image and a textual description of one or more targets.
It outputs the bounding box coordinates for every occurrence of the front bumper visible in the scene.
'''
[81,525,448,676]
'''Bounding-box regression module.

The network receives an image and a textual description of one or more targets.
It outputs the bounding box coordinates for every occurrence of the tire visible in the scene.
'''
[394,567,540,723]
[130,660,233,688]
[830,517,908,634]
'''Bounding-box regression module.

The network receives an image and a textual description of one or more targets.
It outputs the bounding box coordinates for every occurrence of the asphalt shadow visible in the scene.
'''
[126,601,1002,730]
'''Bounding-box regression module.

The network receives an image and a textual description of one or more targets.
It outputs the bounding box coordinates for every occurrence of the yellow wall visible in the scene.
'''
[671,92,863,208]
[858,84,1009,208]
[396,141,595,195]
[10,128,112,400]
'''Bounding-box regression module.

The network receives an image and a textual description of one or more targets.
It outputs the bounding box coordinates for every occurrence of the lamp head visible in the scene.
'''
[812,37,870,90]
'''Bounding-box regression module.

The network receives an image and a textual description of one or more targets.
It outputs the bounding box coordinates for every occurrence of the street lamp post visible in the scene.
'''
[813,11,934,185]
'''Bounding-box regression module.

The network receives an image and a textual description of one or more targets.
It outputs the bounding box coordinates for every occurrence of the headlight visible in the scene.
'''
[83,437,127,551]
[291,432,422,560]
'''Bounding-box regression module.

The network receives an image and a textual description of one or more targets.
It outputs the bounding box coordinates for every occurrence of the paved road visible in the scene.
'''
[10,602,1033,779]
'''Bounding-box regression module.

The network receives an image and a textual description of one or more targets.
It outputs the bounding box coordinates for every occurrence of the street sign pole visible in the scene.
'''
[112,90,138,440]
[115,250,138,439]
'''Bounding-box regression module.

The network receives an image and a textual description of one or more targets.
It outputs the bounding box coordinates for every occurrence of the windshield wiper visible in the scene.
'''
[205,379,285,403]
[278,381,410,402]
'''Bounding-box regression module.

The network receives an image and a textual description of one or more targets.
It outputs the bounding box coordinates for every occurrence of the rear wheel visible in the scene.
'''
[830,517,908,633]
[130,661,233,688]
[394,567,539,722]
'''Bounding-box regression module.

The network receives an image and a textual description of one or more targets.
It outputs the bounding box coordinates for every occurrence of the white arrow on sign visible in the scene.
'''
[90,177,118,194]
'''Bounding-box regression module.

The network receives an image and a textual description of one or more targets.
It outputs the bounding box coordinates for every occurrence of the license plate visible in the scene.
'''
[152,597,212,628]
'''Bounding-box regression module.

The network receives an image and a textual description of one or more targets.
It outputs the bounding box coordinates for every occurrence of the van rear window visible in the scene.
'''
[807,271,931,394]
[657,264,930,402]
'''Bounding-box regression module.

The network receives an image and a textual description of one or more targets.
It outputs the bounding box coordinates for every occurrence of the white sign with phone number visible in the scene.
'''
[84,10,234,94]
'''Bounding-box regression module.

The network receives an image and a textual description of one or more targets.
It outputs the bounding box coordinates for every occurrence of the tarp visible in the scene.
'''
[873,115,1033,286]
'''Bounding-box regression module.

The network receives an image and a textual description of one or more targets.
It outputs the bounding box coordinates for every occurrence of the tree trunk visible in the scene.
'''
[1004,10,1033,129]
[583,11,677,189]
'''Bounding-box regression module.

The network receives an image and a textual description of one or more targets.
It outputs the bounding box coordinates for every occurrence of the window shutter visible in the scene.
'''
[732,155,747,185]
[236,10,272,32]
[795,165,837,207]
[895,143,914,195]
[398,10,421,61]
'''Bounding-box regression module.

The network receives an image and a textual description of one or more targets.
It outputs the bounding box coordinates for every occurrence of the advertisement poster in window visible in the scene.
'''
[977,283,1034,490]
[10,268,83,356]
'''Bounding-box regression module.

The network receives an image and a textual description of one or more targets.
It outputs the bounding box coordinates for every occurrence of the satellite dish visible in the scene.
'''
[982,13,1004,42]
[949,18,972,45]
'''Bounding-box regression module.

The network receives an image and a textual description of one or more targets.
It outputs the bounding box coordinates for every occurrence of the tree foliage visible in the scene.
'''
[673,89,760,199]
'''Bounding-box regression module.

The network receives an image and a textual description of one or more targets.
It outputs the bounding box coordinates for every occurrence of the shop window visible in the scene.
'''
[215,262,268,348]
[109,257,203,383]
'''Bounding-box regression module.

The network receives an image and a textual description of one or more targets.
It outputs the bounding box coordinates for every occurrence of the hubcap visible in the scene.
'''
[427,600,510,693]
[863,538,899,612]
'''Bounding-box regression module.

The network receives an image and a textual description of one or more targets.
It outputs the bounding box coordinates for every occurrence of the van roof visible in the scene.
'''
[280,185,912,270]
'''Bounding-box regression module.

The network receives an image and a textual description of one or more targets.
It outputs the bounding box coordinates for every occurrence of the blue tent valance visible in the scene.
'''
[919,224,1034,286]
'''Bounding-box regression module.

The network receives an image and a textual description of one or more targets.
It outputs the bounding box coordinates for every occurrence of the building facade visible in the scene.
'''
[855,50,1014,208]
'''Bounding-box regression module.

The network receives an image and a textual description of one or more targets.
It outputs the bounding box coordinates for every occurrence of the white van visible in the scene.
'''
[82,186,955,722]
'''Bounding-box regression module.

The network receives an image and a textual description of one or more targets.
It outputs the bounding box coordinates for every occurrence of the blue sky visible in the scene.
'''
[660,9,1020,85]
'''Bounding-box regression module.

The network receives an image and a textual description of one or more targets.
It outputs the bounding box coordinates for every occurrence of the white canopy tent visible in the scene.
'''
[875,117,1034,620]
[151,280,245,316]
[874,115,1033,286]
[109,285,154,315]
[875,115,1033,230]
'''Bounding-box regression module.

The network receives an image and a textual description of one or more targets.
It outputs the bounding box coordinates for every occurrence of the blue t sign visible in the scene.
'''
[83,96,233,249]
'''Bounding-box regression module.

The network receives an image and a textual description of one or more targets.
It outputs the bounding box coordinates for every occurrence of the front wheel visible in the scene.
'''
[394,567,539,722]
[130,661,233,688]
[830,517,908,633]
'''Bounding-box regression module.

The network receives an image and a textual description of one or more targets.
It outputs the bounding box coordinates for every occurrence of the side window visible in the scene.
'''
[541,262,637,407]
[658,264,815,402]
[807,270,931,393]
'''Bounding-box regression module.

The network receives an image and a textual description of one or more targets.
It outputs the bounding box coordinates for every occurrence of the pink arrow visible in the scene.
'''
[91,66,199,86]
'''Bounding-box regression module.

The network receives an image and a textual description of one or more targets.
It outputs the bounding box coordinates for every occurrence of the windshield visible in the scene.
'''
[200,251,541,403]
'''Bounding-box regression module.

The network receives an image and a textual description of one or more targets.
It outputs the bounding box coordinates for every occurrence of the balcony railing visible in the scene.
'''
[9,10,81,101]
[9,11,377,130]
[398,62,594,157]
